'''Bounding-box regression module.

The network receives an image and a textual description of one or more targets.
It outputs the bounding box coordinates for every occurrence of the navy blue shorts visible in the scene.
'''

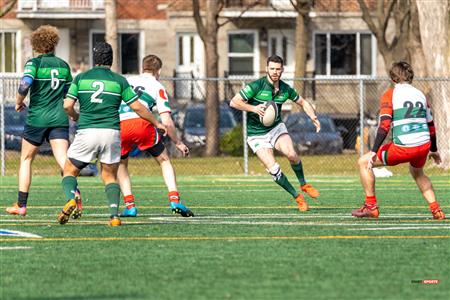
[22,124,69,147]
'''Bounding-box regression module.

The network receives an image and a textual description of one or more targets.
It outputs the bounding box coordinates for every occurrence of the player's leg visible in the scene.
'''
[255,147,307,211]
[58,128,98,224]
[409,166,445,220]
[58,158,82,224]
[49,134,83,218]
[274,133,319,198]
[351,148,385,218]
[5,139,39,216]
[152,146,194,217]
[117,156,137,217]
[97,128,122,226]
[101,162,122,226]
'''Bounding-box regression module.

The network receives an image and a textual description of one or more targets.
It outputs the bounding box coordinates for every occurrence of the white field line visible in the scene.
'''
[0,213,438,219]
[0,218,448,227]
[348,227,450,231]
[0,246,32,250]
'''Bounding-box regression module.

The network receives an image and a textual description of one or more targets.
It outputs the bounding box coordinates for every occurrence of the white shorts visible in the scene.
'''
[247,123,288,153]
[68,128,121,164]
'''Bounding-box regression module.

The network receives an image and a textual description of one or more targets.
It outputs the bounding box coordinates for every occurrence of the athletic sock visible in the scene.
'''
[62,176,78,201]
[429,201,441,213]
[365,195,377,209]
[17,191,29,208]
[169,191,180,203]
[124,194,135,209]
[270,171,298,198]
[291,161,306,186]
[105,183,121,217]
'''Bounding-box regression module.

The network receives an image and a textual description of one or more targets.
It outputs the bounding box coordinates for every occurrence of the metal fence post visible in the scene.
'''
[0,75,5,176]
[359,78,365,157]
[241,82,248,176]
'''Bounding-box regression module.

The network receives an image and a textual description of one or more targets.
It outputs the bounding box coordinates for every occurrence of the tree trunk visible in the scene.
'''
[204,35,220,156]
[416,0,450,169]
[105,0,118,72]
[292,0,310,109]
[193,0,221,156]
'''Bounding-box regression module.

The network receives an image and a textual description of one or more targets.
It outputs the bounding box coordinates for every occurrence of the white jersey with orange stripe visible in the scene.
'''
[120,73,172,121]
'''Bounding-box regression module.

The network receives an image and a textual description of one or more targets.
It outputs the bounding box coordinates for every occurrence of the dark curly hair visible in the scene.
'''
[389,61,414,84]
[93,42,113,66]
[31,25,59,54]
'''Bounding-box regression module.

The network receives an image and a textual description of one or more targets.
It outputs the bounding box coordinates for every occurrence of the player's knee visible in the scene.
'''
[409,165,424,179]
[267,163,282,181]
[286,151,298,163]
[357,156,367,168]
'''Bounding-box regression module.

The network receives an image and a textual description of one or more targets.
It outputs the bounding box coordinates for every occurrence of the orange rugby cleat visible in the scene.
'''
[351,205,380,218]
[295,194,309,212]
[301,183,320,198]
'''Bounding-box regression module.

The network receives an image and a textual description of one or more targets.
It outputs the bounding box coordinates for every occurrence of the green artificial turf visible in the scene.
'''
[1,175,449,300]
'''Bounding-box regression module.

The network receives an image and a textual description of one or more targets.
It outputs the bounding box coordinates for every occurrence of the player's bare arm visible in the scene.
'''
[230,93,265,117]
[129,101,167,135]
[161,113,189,156]
[296,97,320,132]
[63,98,79,121]
[15,93,27,112]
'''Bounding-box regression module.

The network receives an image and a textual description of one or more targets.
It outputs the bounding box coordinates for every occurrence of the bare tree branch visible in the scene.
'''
[0,0,17,18]
[381,0,396,37]
[192,0,206,41]
[357,0,379,37]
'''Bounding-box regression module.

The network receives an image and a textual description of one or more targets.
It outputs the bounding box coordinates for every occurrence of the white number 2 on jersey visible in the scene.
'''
[90,81,105,103]
[50,69,59,90]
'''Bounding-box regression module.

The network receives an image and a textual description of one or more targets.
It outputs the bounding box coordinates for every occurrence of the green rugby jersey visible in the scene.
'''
[23,53,72,127]
[66,66,138,130]
[239,76,299,136]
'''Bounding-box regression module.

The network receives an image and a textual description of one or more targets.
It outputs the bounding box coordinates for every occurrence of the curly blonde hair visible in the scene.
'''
[31,25,59,54]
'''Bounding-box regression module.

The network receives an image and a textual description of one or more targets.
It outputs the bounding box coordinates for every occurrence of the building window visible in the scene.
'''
[91,32,140,74]
[0,31,18,73]
[314,32,375,76]
[228,32,258,76]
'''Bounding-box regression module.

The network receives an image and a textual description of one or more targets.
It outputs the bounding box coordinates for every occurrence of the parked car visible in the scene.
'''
[284,113,344,154]
[3,104,51,153]
[174,104,238,155]
[3,104,98,175]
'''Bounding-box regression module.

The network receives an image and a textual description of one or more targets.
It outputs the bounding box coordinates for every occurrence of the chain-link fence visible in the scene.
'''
[1,73,449,176]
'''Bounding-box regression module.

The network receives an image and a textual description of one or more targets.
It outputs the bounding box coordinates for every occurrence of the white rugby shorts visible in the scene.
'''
[247,123,288,153]
[68,128,121,164]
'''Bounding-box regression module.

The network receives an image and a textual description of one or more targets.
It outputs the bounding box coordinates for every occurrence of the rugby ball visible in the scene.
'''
[260,101,278,127]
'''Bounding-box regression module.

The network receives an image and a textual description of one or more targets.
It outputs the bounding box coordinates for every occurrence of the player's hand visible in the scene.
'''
[156,123,167,136]
[365,151,377,170]
[429,152,442,165]
[176,141,189,157]
[312,117,321,133]
[15,102,26,112]
[253,104,266,117]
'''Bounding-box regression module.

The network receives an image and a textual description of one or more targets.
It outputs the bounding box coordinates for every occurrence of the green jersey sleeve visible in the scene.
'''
[23,59,37,79]
[239,82,258,101]
[121,79,138,105]
[288,86,300,102]
[65,64,73,87]
[66,74,80,100]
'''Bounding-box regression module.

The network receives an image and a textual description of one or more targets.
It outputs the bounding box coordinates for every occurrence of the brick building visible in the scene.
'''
[1,0,382,78]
